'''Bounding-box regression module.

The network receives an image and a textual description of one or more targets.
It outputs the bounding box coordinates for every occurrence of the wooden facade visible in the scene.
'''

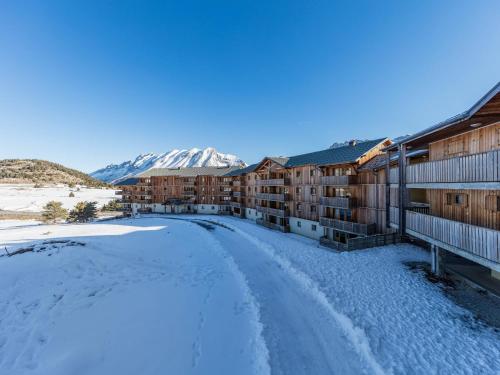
[389,83,500,273]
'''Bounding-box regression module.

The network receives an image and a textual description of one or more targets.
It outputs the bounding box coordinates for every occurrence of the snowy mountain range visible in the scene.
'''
[91,147,246,184]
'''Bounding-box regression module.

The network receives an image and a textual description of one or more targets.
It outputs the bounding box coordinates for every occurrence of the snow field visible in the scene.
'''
[0,184,117,212]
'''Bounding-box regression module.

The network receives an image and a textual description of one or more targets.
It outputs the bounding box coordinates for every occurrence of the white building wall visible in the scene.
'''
[245,208,262,222]
[153,204,165,213]
[196,204,220,215]
[289,217,325,240]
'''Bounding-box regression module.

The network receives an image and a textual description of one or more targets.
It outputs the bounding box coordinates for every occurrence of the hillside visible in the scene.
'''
[0,159,109,187]
[91,147,246,184]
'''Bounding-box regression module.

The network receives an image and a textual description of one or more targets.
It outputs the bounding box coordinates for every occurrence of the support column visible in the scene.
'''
[398,144,407,236]
[385,151,391,229]
[431,245,441,275]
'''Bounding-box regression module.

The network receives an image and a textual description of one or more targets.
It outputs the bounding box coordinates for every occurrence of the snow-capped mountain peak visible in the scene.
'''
[91,147,246,184]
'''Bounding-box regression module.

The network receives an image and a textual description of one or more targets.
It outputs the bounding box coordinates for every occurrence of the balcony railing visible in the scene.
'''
[256,206,289,217]
[256,218,290,233]
[406,210,500,264]
[389,168,399,184]
[389,206,399,227]
[255,178,291,186]
[256,193,290,202]
[233,191,246,197]
[319,196,357,209]
[230,201,242,208]
[320,175,358,186]
[319,217,376,235]
[406,149,500,184]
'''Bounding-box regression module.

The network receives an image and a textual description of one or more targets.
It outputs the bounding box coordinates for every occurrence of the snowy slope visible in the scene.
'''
[91,147,246,184]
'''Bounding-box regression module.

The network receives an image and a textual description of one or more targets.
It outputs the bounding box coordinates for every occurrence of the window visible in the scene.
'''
[485,195,500,212]
[311,224,317,231]
[297,221,301,228]
[296,187,300,194]
[211,206,215,209]
[311,205,316,213]
[311,187,316,195]
[310,170,314,177]
[446,193,468,207]
[296,171,301,178]
[296,203,302,211]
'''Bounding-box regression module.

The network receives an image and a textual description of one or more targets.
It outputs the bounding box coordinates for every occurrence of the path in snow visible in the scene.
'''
[178,218,381,375]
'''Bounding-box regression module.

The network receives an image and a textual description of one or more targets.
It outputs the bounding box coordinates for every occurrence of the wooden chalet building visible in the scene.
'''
[387,82,500,281]
[117,167,239,214]
[251,138,395,248]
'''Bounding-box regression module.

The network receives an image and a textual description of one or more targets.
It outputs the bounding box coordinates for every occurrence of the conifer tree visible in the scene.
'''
[41,201,68,223]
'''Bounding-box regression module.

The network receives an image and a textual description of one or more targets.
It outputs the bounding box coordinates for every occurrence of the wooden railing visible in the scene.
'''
[389,168,399,184]
[406,211,500,264]
[256,193,290,201]
[406,149,500,184]
[389,206,399,227]
[256,206,289,217]
[256,178,291,186]
[319,196,356,209]
[320,175,358,186]
[319,217,376,235]
[256,218,290,232]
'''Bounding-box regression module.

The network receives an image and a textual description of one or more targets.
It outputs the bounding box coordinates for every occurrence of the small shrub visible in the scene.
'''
[68,201,98,223]
[41,201,68,224]
[69,192,75,197]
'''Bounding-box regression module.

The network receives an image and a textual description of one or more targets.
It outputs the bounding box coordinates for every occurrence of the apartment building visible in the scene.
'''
[118,167,239,214]
[251,138,394,245]
[388,82,500,281]
[225,164,260,220]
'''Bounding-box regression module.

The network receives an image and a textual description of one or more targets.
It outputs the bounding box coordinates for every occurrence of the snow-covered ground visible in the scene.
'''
[0,216,498,375]
[0,184,117,212]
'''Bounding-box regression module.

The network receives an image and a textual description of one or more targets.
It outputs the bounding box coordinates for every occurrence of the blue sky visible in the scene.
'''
[0,1,499,172]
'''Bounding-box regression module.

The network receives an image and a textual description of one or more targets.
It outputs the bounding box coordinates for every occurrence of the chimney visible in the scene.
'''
[349,140,357,146]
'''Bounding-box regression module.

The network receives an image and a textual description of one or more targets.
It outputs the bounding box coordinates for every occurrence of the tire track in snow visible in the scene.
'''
[220,221,388,375]
[184,221,271,375]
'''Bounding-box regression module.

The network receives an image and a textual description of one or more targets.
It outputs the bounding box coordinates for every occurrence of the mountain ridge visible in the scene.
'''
[91,147,246,184]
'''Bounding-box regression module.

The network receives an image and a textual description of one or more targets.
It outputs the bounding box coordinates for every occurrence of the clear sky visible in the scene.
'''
[1,1,499,172]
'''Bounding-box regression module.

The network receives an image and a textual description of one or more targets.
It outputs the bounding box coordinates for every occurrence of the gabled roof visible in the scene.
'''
[116,177,139,186]
[253,138,389,171]
[388,82,500,150]
[283,138,388,167]
[138,166,241,178]
[223,163,259,176]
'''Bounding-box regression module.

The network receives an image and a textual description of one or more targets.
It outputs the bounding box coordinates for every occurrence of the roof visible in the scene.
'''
[271,138,389,168]
[116,177,139,186]
[138,166,241,178]
[358,154,389,171]
[223,163,259,176]
[388,82,500,149]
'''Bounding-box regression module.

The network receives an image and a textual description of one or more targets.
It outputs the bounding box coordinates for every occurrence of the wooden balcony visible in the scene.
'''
[389,168,399,185]
[233,191,246,198]
[389,206,399,228]
[406,149,500,187]
[255,178,291,186]
[319,217,376,236]
[319,196,357,209]
[256,193,290,202]
[256,206,289,217]
[320,175,358,186]
[256,218,290,233]
[406,210,500,267]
